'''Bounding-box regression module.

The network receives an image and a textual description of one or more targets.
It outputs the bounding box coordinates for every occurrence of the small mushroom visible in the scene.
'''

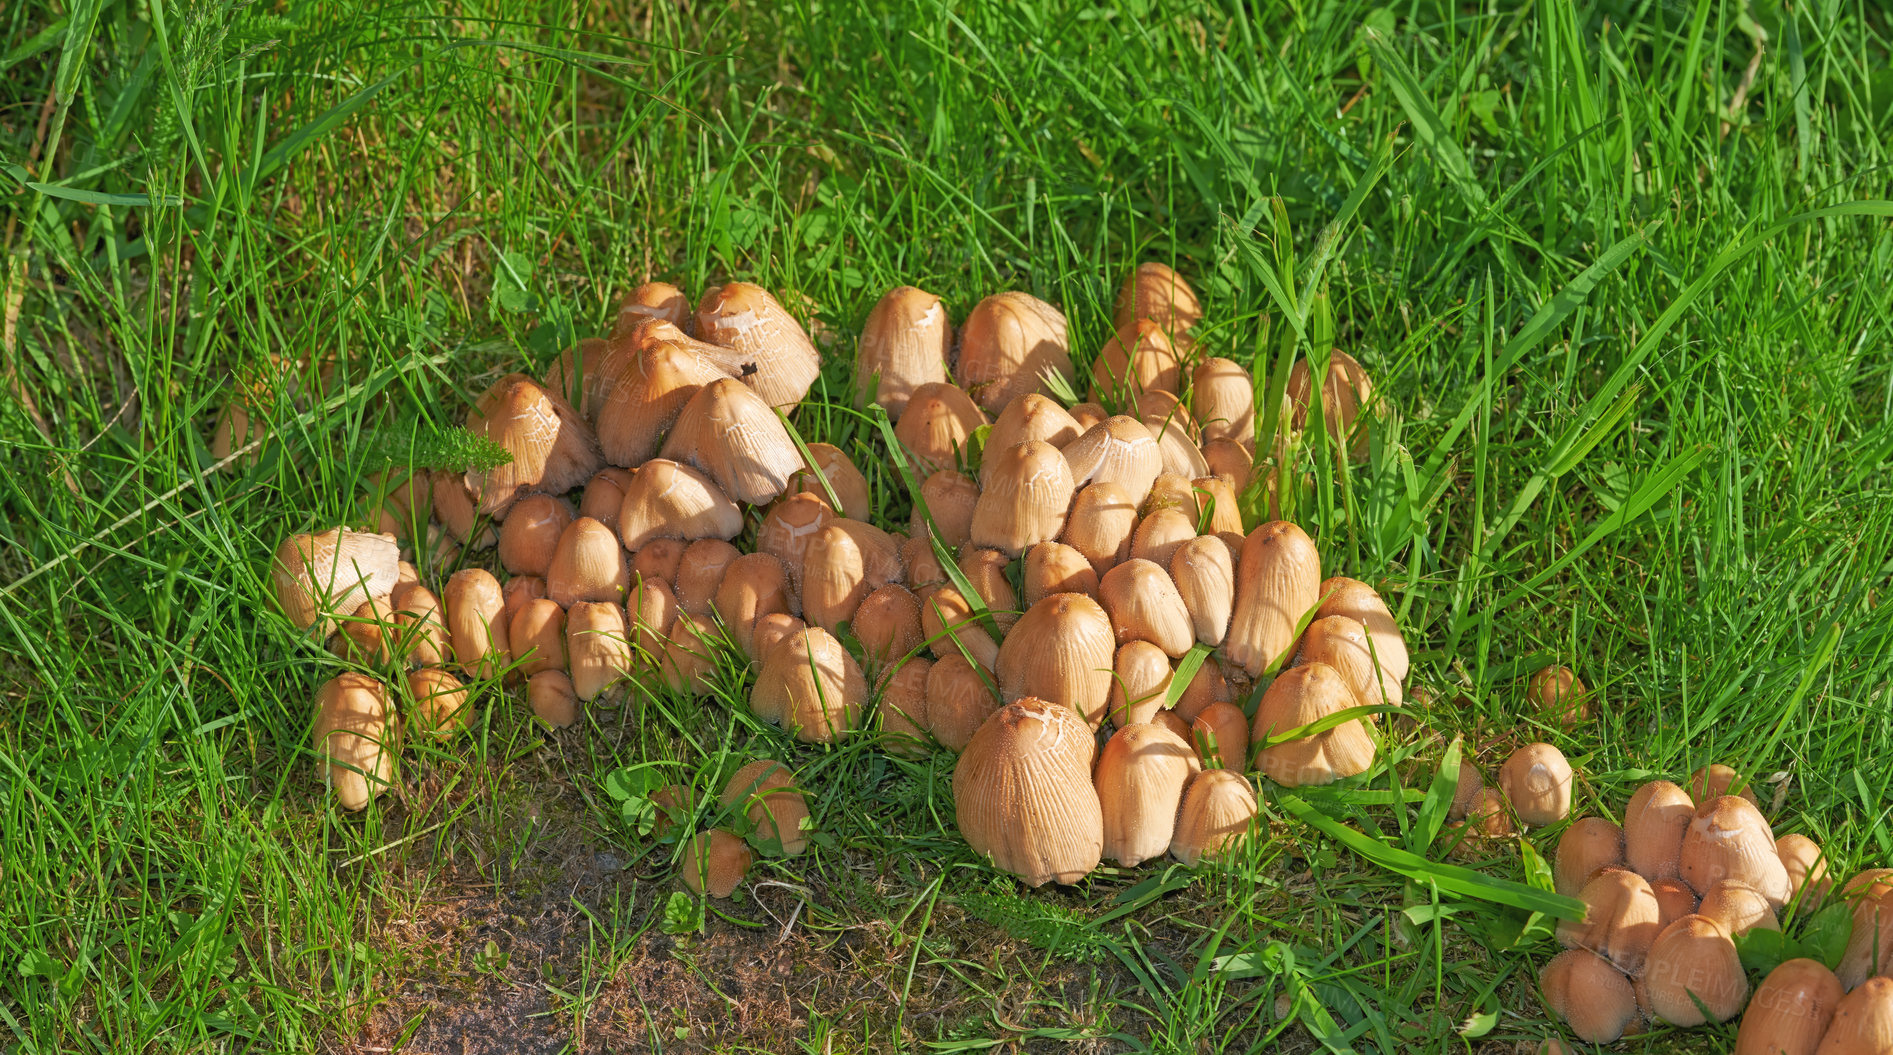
[1555,817,1627,896]
[1098,558,1194,658]
[1285,349,1373,462]
[994,592,1116,727]
[1688,763,1763,808]
[508,598,566,677]
[500,575,546,632]
[750,626,865,742]
[389,582,448,668]
[877,657,933,757]
[680,829,752,899]
[613,280,690,332]
[526,669,579,727]
[970,440,1075,557]
[1166,538,1235,653]
[1096,722,1199,867]
[578,467,637,534]
[695,282,821,410]
[594,337,727,466]
[1733,959,1844,1055]
[1190,357,1254,445]
[1448,759,1484,821]
[757,491,835,605]
[1680,796,1791,907]
[1191,476,1244,538]
[1650,878,1700,929]
[1498,743,1573,827]
[956,547,1019,634]
[1624,779,1696,880]
[675,539,741,619]
[952,697,1103,887]
[1189,701,1248,772]
[855,285,951,420]
[1816,977,1893,1054]
[1778,834,1834,911]
[566,601,631,701]
[629,538,686,590]
[711,552,793,663]
[983,395,1083,476]
[1838,870,1893,990]
[1529,665,1590,728]
[430,469,496,550]
[895,382,988,476]
[1699,879,1781,936]
[853,584,925,670]
[1557,868,1663,974]
[1129,508,1196,569]
[1298,614,1402,710]
[405,667,472,738]
[1105,641,1173,729]
[1225,520,1321,677]
[1061,481,1139,577]
[1170,768,1258,866]
[1450,787,1515,860]
[545,517,631,608]
[719,759,810,856]
[790,441,872,522]
[272,528,401,638]
[955,291,1073,413]
[311,673,397,811]
[912,470,979,546]
[1539,948,1640,1044]
[917,584,1000,672]
[657,613,720,697]
[1022,541,1100,605]
[1089,318,1182,404]
[1251,662,1375,788]
[1062,416,1162,508]
[443,569,510,681]
[616,458,743,552]
[660,377,803,506]
[1312,577,1409,684]
[925,653,1001,752]
[462,373,601,517]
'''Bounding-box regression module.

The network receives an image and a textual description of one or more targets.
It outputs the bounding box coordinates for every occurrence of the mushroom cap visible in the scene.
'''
[1190,476,1244,539]
[877,656,934,757]
[660,376,803,506]
[657,613,721,697]
[1189,700,1248,772]
[1061,481,1139,577]
[1096,722,1200,867]
[616,459,743,552]
[855,285,951,420]
[1777,834,1833,912]
[1089,318,1182,404]
[1624,779,1696,880]
[594,337,729,466]
[1555,817,1627,897]
[497,494,573,577]
[790,441,873,523]
[956,547,1019,635]
[1251,662,1375,787]
[1172,659,1231,723]
[272,529,402,637]
[913,470,979,546]
[1062,416,1161,508]
[1284,349,1373,461]
[680,828,753,899]
[1450,787,1516,860]
[1816,977,1893,1055]
[1202,438,1254,491]
[1312,576,1409,683]
[311,673,397,811]
[1680,795,1791,906]
[508,598,567,677]
[1650,877,1700,929]
[526,669,579,727]
[802,523,871,634]
[1557,868,1663,974]
[757,491,836,604]
[578,467,638,534]
[983,395,1083,477]
[1498,743,1574,827]
[565,601,631,701]
[1023,541,1100,605]
[613,280,691,333]
[1539,948,1640,1044]
[894,382,988,476]
[719,759,810,857]
[853,583,926,670]
[1113,261,1203,335]
[1447,759,1484,821]
[1734,959,1844,1055]
[751,626,865,742]
[694,282,821,409]
[917,584,1000,672]
[714,552,793,662]
[430,469,495,550]
[629,537,687,590]
[545,517,631,608]
[626,570,680,671]
[443,568,509,681]
[1097,558,1195,658]
[1191,357,1254,445]
[463,373,601,516]
[500,575,546,632]
[405,667,471,738]
[1839,869,1893,990]
[1688,762,1763,808]
[674,538,741,619]
[1226,520,1322,677]
[1529,665,1590,728]
[1130,508,1196,569]
[1699,879,1782,936]
[926,653,1002,752]
[955,291,1073,413]
[1170,768,1258,866]
[1145,414,1209,481]
[995,592,1116,727]
[1105,641,1174,729]
[952,697,1103,887]
[390,582,448,667]
[1298,614,1403,710]
[970,440,1076,557]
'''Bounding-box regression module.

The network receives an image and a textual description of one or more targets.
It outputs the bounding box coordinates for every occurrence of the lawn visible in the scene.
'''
[3,0,1893,1052]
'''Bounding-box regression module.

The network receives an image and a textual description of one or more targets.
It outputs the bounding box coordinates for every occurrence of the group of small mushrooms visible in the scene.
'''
[1531,758,1893,1052]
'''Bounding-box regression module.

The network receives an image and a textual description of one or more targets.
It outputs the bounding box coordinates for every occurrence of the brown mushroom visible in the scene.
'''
[695,282,821,410]
[955,291,1072,413]
[952,697,1102,887]
[616,458,743,552]
[1251,662,1375,788]
[1498,743,1573,827]
[1225,521,1321,677]
[1557,868,1663,973]
[750,626,865,742]
[462,373,601,517]
[1098,558,1195,658]
[311,673,397,811]
[272,529,402,638]
[1555,817,1627,896]
[1539,948,1639,1044]
[994,592,1116,727]
[855,285,951,420]
[1733,959,1844,1055]
[1096,722,1200,867]
[1624,779,1695,880]
[971,440,1075,557]
[1062,416,1162,508]
[1680,795,1791,907]
[719,759,810,856]
[679,828,752,899]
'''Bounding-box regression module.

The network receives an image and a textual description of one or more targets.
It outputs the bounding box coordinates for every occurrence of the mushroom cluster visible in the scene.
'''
[1538,762,1893,1050]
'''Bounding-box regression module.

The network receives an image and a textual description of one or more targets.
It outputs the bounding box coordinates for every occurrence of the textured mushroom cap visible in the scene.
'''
[1251,662,1375,788]
[1023,541,1100,605]
[751,626,865,743]
[272,529,402,637]
[1557,868,1663,974]
[854,584,925,670]
[1498,743,1574,827]
[1105,641,1173,729]
[1448,759,1485,821]
[955,291,1072,413]
[1285,349,1373,461]
[390,582,448,667]
[878,657,933,757]
[802,523,871,634]
[1689,763,1763,808]
[675,538,740,619]
[1145,415,1209,481]
[1062,481,1139,577]
[971,440,1075,557]
[1777,834,1833,912]
[790,441,872,523]
[1681,795,1792,906]
[695,282,821,410]
[1096,722,1199,867]
[757,491,835,603]
[1816,977,1893,1054]
[713,552,793,662]
[508,598,567,677]
[497,493,572,578]
[405,667,471,738]
[996,592,1116,727]
[1450,787,1515,860]
[1530,665,1590,728]
[1114,261,1202,335]
[544,517,631,608]
[720,759,810,857]
[463,373,601,516]
[660,376,803,507]
[1699,879,1782,936]
[1130,508,1196,569]
[1650,878,1700,929]
[1734,959,1844,1055]
[500,575,546,632]
[565,601,631,701]
[1201,437,1254,490]
[1187,476,1243,539]
[680,829,753,899]
[912,470,979,546]
[1191,357,1254,444]
[431,469,496,550]
[1298,614,1403,710]
[1170,768,1258,866]
[594,337,729,467]
[1624,779,1696,880]
[956,547,1020,635]
[1090,318,1182,404]
[443,568,510,681]
[895,382,988,476]
[1098,558,1194,658]
[917,584,1001,672]
[616,459,743,552]
[1226,520,1322,677]
[1540,948,1639,1044]
[1189,701,1248,772]
[311,673,396,811]
[926,653,1002,752]
[526,669,579,727]
[856,285,951,420]
[1555,817,1627,896]
[657,613,720,697]
[1839,870,1893,990]
[579,467,638,534]
[613,280,691,333]
[984,396,1083,480]
[1172,659,1232,723]
[629,537,686,590]
[1312,576,1408,683]
[953,697,1103,887]
[1062,416,1162,508]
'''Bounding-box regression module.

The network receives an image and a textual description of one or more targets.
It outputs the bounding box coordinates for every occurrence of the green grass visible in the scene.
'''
[4,0,1893,1051]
